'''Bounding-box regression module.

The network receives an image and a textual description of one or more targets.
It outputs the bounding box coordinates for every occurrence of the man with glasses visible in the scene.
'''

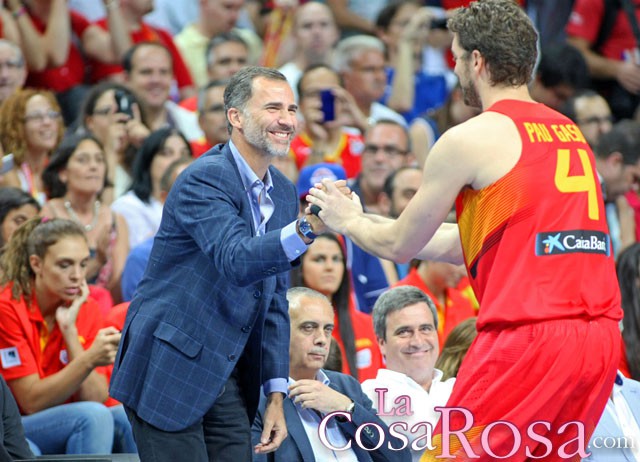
[562,89,613,147]
[191,79,230,157]
[0,40,26,106]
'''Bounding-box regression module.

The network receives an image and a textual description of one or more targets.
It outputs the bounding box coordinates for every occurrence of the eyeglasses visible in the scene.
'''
[92,106,113,116]
[363,144,408,157]
[23,110,61,123]
[577,115,613,126]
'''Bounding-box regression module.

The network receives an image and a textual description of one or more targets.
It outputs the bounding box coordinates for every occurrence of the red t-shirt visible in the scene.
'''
[290,132,364,179]
[88,21,193,89]
[0,284,109,411]
[566,0,640,60]
[394,268,476,349]
[26,10,90,92]
[456,100,622,330]
[332,295,383,382]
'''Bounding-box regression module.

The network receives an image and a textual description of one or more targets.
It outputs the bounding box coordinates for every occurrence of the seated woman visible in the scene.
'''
[291,232,383,381]
[0,217,134,455]
[41,134,129,305]
[0,89,65,205]
[0,187,40,249]
[111,127,191,248]
[77,82,150,202]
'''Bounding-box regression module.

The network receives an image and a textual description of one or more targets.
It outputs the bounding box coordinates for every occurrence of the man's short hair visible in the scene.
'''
[287,286,330,311]
[205,31,248,69]
[332,35,385,73]
[122,41,173,73]
[372,286,438,341]
[595,120,640,164]
[448,0,538,87]
[536,43,590,90]
[382,166,421,199]
[365,119,412,153]
[296,63,343,100]
[223,66,288,134]
[560,89,604,122]
[197,79,230,113]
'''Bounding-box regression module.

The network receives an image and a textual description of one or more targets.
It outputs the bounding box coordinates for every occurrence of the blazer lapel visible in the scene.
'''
[284,399,316,461]
[222,145,256,237]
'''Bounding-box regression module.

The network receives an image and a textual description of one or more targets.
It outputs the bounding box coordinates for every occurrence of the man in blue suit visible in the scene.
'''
[584,373,640,462]
[252,287,411,462]
[110,67,323,462]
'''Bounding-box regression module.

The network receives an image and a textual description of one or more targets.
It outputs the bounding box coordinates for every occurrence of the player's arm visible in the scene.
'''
[309,125,476,263]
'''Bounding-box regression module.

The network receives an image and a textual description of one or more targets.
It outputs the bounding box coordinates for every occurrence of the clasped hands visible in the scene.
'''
[304,179,363,236]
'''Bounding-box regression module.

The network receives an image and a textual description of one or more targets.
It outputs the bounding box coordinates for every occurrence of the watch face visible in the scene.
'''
[300,218,312,235]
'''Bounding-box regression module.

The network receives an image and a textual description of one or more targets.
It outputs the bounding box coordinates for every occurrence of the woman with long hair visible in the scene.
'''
[291,232,383,381]
[0,217,134,455]
[41,133,129,304]
[0,89,64,204]
[78,81,150,202]
[111,127,191,248]
[616,243,640,380]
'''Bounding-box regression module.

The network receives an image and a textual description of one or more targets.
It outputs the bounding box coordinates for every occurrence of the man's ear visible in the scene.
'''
[227,108,242,131]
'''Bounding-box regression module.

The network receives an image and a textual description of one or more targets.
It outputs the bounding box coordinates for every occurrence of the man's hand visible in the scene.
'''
[306,179,363,235]
[254,392,288,455]
[288,379,353,414]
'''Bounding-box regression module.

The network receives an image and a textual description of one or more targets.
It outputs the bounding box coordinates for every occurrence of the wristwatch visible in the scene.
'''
[298,215,318,242]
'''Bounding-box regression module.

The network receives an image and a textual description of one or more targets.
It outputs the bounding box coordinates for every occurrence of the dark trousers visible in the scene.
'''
[125,371,251,462]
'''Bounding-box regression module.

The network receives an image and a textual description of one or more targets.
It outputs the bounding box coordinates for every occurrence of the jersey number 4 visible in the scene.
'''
[554,148,599,221]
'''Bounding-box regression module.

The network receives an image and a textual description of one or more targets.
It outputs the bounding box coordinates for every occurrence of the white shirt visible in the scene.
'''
[362,368,455,462]
[608,376,640,462]
[111,191,163,248]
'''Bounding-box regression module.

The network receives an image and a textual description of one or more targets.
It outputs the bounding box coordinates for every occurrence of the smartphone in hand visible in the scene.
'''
[320,89,336,123]
[114,89,135,118]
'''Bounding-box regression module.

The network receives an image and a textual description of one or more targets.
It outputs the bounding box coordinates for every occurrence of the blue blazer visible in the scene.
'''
[252,370,411,462]
[110,143,299,432]
[584,375,640,462]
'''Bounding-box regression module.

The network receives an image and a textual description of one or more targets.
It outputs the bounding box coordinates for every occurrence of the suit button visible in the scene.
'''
[242,326,250,333]
[253,290,261,298]
[228,354,236,361]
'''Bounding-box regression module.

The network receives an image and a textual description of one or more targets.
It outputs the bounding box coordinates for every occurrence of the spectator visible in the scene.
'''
[88,0,195,101]
[15,0,131,124]
[0,39,26,106]
[41,134,130,304]
[376,3,453,122]
[362,286,456,462]
[0,89,64,205]
[291,64,366,178]
[434,316,477,381]
[251,286,411,462]
[0,217,128,455]
[112,127,191,248]
[584,372,640,462]
[77,82,151,201]
[278,2,339,102]
[122,42,203,142]
[0,187,40,250]
[191,79,230,157]
[529,43,591,111]
[175,0,260,89]
[566,0,640,120]
[616,243,640,381]
[120,157,192,302]
[333,35,406,127]
[0,375,33,460]
[177,32,251,113]
[562,89,613,147]
[290,232,383,381]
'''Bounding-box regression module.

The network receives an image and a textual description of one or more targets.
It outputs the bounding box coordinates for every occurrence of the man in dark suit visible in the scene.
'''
[252,287,411,462]
[110,67,323,462]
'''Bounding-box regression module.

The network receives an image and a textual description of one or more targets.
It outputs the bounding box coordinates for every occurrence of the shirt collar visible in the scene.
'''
[229,140,274,194]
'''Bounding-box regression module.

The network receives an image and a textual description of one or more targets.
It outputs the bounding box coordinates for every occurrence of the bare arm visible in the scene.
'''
[326,0,375,34]
[106,213,129,304]
[82,1,132,64]
[6,0,47,71]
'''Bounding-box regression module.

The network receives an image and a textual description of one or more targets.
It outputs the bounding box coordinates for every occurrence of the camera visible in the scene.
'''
[430,17,448,30]
[114,89,135,118]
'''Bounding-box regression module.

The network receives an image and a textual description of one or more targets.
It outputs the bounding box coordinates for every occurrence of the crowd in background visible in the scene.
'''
[0,0,638,458]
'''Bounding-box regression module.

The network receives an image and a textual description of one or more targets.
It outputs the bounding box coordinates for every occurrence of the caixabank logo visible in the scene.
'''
[535,230,610,257]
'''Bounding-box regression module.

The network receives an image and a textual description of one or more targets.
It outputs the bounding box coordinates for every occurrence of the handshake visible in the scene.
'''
[302,179,361,237]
